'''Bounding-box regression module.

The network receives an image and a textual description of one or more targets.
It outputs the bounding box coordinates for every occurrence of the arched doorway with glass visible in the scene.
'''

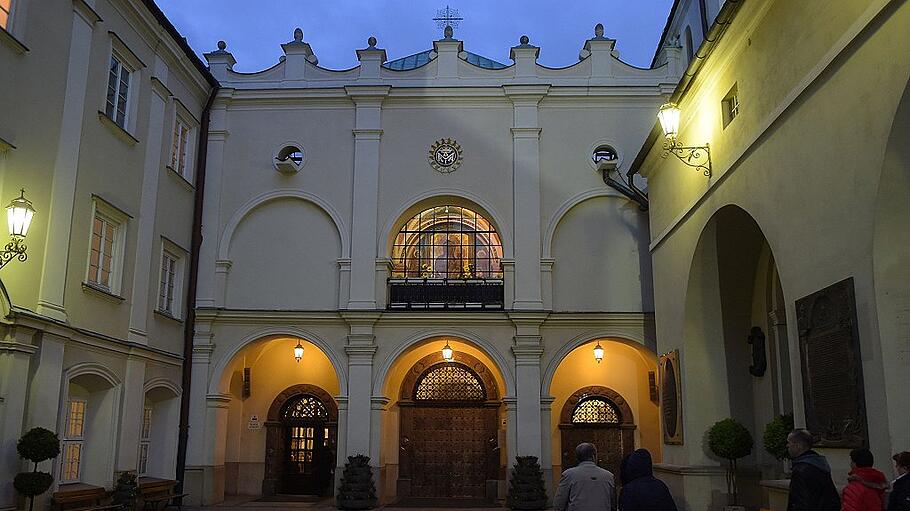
[389,204,504,309]
[264,384,337,496]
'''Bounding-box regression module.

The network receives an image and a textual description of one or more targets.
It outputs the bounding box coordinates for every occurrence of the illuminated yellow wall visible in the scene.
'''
[221,337,340,495]
[548,340,660,476]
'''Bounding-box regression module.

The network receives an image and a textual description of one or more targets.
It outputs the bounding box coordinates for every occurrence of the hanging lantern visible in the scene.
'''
[6,189,36,239]
[593,342,605,364]
[441,341,454,362]
[293,340,304,362]
[657,102,681,141]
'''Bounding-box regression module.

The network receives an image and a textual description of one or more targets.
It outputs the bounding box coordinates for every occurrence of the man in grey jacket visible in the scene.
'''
[554,443,615,511]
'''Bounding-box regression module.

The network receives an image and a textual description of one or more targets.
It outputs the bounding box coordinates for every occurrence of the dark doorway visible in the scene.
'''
[263,385,337,497]
[559,386,635,483]
[398,351,501,501]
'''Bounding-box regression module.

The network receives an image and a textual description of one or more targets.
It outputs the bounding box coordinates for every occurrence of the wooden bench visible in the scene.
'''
[138,478,188,511]
[52,484,121,511]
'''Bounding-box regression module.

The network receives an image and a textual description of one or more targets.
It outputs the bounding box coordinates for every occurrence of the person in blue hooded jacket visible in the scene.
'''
[786,429,840,511]
[617,448,678,511]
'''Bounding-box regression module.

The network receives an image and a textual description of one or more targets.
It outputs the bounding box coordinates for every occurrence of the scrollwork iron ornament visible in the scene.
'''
[0,237,27,270]
[662,140,712,177]
[428,138,463,174]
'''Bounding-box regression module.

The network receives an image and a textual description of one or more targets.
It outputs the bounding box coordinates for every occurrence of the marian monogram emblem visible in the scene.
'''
[429,138,463,173]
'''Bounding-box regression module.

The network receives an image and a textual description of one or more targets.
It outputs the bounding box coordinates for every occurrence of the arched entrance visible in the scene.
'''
[559,386,635,482]
[263,384,338,496]
[397,352,500,500]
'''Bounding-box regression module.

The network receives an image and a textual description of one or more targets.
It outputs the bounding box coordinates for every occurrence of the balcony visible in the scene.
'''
[387,278,504,310]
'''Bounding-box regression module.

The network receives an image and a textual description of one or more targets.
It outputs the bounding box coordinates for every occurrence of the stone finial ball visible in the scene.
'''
[595,23,605,37]
[520,35,529,45]
[294,28,304,42]
[444,25,454,38]
[217,40,227,50]
[368,36,377,47]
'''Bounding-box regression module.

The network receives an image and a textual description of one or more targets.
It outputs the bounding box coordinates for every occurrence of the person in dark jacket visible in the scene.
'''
[842,448,888,511]
[786,429,840,511]
[618,448,677,511]
[890,451,910,511]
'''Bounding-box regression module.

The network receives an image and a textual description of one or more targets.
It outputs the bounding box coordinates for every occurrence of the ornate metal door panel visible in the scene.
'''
[409,407,492,498]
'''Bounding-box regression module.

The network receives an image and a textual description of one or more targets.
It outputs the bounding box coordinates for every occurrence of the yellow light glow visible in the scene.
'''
[293,341,304,362]
[6,189,35,239]
[593,342,605,364]
[658,102,681,140]
[442,341,454,362]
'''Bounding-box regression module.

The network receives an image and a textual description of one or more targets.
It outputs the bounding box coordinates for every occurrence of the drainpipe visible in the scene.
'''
[176,85,219,493]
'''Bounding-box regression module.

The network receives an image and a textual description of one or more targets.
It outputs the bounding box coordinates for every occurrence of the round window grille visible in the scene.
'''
[592,145,618,164]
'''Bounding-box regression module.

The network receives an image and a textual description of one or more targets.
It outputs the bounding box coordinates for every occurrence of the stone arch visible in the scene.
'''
[142,378,182,479]
[61,363,121,488]
[372,329,514,398]
[542,188,629,259]
[218,189,350,260]
[0,279,11,318]
[559,386,635,426]
[144,377,181,397]
[872,76,910,450]
[65,362,121,388]
[378,188,514,259]
[542,331,654,396]
[208,326,347,396]
[399,351,500,401]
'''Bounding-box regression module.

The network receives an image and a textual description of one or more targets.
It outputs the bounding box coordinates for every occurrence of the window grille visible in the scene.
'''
[61,399,87,482]
[391,205,503,279]
[571,397,621,424]
[414,364,486,401]
[282,395,329,420]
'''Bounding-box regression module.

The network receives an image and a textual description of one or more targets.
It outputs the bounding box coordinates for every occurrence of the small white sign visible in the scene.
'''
[248,414,262,430]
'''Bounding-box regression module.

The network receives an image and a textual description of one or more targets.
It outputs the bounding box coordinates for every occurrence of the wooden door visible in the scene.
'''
[560,426,634,481]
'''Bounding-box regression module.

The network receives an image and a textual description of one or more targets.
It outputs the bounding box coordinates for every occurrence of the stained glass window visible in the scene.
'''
[391,205,503,279]
[571,397,620,424]
[283,395,329,420]
[414,364,486,401]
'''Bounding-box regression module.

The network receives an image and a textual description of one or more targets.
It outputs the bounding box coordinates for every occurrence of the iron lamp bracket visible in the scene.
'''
[662,139,712,177]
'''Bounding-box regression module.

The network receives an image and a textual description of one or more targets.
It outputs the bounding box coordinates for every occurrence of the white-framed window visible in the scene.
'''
[86,197,129,295]
[105,53,132,129]
[61,399,87,483]
[0,0,13,30]
[156,239,185,318]
[170,117,190,177]
[138,406,152,476]
[722,83,740,128]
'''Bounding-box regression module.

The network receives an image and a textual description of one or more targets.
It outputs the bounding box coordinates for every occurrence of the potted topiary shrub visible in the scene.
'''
[336,454,377,510]
[707,418,753,511]
[112,471,140,511]
[763,413,794,476]
[13,427,60,511]
[506,456,548,510]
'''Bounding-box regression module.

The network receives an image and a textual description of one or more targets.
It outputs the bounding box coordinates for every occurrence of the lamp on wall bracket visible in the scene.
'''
[293,340,304,362]
[593,342,605,364]
[658,102,712,178]
[1,189,36,271]
[441,341,454,362]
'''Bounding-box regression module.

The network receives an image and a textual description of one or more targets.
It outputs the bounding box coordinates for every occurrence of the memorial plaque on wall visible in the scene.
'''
[796,277,868,448]
[660,350,683,445]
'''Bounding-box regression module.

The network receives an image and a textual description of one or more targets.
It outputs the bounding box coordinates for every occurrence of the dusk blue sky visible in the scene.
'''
[157,1,675,72]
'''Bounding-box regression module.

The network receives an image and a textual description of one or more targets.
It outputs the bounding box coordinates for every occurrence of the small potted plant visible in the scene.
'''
[708,418,753,511]
[763,413,794,475]
[112,471,140,511]
[506,456,548,510]
[13,427,60,511]
[336,454,377,510]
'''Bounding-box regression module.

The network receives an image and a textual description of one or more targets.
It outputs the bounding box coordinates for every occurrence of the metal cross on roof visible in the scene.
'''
[433,5,463,31]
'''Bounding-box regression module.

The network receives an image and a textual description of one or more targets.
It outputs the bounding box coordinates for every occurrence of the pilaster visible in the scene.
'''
[510,313,547,459]
[342,312,380,458]
[344,86,389,310]
[0,326,38,508]
[115,357,146,471]
[504,86,549,310]
[36,4,101,321]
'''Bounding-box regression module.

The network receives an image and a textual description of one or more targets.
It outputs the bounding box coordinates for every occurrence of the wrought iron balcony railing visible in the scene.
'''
[388,278,504,310]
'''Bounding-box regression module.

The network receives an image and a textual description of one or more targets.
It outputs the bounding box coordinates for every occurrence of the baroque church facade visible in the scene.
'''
[2,1,908,511]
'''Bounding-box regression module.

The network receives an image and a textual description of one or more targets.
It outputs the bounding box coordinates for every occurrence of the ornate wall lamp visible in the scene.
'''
[441,341,454,362]
[1,190,36,270]
[658,102,712,177]
[593,342,605,364]
[293,340,304,362]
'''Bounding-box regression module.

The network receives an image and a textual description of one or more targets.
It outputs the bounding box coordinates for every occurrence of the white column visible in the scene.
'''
[195,98,230,308]
[503,397,518,472]
[511,314,546,458]
[344,343,376,456]
[0,327,38,508]
[540,396,556,495]
[203,394,230,505]
[504,86,549,310]
[127,63,170,344]
[370,396,390,499]
[345,86,388,310]
[115,357,146,472]
[35,4,101,321]
[334,396,349,492]
[186,328,214,468]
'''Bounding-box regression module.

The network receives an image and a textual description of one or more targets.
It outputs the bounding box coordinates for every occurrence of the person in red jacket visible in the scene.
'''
[842,448,889,511]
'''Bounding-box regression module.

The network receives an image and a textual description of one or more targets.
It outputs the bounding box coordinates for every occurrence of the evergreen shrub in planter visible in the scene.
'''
[707,418,753,510]
[336,454,377,510]
[763,414,794,461]
[14,427,60,511]
[506,456,548,510]
[112,471,140,511]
